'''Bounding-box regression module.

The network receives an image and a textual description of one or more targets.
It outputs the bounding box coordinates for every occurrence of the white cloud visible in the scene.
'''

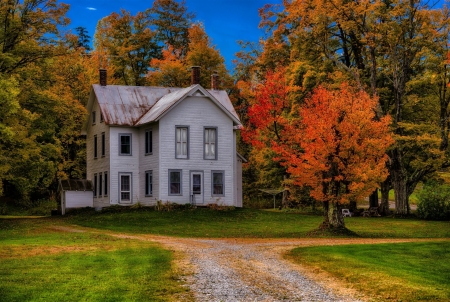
[86,7,97,11]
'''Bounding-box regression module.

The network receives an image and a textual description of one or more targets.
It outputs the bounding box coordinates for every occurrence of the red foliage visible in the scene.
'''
[242,68,290,149]
[276,83,393,204]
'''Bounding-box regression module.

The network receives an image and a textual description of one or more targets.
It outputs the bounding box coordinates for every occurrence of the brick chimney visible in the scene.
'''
[211,71,219,90]
[191,66,200,85]
[99,69,107,86]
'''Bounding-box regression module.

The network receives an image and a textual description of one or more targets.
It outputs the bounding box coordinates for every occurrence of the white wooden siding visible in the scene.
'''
[109,126,140,204]
[86,97,111,206]
[65,191,94,208]
[138,122,159,204]
[158,95,235,206]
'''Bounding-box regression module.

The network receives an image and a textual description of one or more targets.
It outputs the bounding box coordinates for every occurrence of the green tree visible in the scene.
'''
[94,9,161,86]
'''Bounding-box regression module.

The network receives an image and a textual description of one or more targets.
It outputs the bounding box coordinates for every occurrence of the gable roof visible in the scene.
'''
[82,84,241,134]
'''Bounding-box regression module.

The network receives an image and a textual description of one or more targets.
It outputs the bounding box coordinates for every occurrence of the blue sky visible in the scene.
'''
[63,0,279,71]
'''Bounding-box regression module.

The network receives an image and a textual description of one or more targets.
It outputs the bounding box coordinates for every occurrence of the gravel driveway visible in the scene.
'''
[138,236,425,302]
[63,226,425,302]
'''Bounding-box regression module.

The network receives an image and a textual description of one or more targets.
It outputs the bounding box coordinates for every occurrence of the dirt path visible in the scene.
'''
[53,226,440,301]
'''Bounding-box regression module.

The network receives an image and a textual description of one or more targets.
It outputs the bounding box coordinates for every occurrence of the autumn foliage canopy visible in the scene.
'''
[244,71,394,205]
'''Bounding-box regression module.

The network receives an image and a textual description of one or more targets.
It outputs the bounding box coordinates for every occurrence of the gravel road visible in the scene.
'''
[60,226,428,302]
[176,238,363,302]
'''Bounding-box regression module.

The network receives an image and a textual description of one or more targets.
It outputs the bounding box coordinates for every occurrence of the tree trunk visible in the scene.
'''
[391,149,408,215]
[379,176,391,216]
[369,188,379,208]
[281,175,289,208]
[321,200,345,229]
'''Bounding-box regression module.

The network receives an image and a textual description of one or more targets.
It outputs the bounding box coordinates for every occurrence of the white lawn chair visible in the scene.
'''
[342,208,352,217]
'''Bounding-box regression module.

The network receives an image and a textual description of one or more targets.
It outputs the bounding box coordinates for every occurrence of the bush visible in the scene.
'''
[417,182,450,220]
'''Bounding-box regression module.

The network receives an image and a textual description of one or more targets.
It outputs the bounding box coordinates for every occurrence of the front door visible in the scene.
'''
[190,171,203,205]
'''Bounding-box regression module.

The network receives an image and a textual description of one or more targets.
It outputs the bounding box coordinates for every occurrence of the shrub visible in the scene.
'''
[417,182,450,220]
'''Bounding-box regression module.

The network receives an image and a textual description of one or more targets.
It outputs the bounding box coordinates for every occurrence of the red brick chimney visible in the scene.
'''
[99,69,107,86]
[211,71,219,90]
[191,66,200,85]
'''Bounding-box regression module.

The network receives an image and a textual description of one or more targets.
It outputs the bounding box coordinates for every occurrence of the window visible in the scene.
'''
[145,170,153,196]
[169,170,182,195]
[93,173,97,197]
[145,129,152,155]
[104,171,108,196]
[119,173,132,203]
[212,171,224,196]
[204,127,217,160]
[101,132,105,157]
[94,135,98,158]
[175,126,188,158]
[119,134,132,155]
[100,112,104,123]
[92,111,96,124]
[99,173,103,196]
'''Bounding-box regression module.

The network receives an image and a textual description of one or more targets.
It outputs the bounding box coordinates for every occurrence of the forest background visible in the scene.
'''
[1,0,450,222]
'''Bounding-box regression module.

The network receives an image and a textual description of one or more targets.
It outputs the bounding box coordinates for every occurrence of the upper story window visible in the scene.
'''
[204,127,217,160]
[94,135,98,159]
[145,129,152,155]
[175,126,188,159]
[119,133,132,156]
[92,111,96,124]
[101,132,105,157]
[100,112,104,123]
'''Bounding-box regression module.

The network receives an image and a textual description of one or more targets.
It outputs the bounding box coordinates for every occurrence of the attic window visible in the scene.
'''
[100,112,104,123]
[92,111,96,124]
[192,91,205,96]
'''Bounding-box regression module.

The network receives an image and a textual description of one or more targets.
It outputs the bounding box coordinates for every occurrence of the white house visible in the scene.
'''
[81,68,244,208]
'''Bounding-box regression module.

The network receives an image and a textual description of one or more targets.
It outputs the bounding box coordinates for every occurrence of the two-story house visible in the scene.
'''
[81,68,244,208]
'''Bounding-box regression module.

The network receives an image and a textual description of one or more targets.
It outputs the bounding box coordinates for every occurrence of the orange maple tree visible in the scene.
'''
[244,73,393,228]
[277,83,393,228]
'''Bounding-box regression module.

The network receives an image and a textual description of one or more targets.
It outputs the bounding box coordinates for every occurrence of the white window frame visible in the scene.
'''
[211,171,225,196]
[145,170,153,196]
[119,133,132,156]
[175,126,189,159]
[204,127,217,160]
[145,129,152,155]
[119,172,132,203]
[169,169,182,195]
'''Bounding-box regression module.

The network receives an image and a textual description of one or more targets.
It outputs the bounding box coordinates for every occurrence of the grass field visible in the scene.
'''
[0,218,188,302]
[64,207,450,238]
[1,208,450,301]
[288,241,450,301]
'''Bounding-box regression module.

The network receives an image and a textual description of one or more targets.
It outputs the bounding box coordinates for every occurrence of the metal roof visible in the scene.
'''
[93,85,182,126]
[88,84,242,128]
[59,179,93,191]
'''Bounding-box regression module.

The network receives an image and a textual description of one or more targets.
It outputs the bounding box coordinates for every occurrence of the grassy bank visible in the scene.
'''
[65,207,450,238]
[287,241,450,301]
[0,218,187,301]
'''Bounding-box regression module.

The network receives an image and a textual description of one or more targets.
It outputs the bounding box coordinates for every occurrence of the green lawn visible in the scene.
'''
[2,208,450,301]
[288,241,450,301]
[65,207,450,238]
[0,218,187,302]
